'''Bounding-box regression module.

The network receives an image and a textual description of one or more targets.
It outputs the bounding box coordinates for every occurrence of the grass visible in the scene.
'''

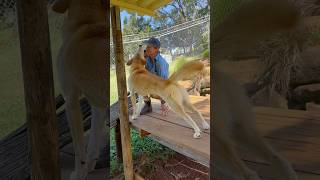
[109,128,175,177]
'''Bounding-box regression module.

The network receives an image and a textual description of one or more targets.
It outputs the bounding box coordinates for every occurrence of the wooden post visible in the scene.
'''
[115,119,123,163]
[111,6,134,180]
[209,1,213,179]
[16,0,60,180]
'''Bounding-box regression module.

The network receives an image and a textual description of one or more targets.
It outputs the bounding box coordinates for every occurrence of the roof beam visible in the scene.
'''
[137,0,153,7]
[111,0,156,16]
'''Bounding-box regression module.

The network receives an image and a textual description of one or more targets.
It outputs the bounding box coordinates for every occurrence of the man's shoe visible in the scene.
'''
[140,101,152,115]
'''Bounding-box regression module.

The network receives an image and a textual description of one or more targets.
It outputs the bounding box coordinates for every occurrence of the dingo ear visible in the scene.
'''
[138,45,144,56]
[52,0,70,13]
[127,59,133,66]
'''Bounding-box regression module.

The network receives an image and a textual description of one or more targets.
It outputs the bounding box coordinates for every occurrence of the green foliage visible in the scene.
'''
[110,128,175,177]
[202,49,209,58]
[212,0,247,28]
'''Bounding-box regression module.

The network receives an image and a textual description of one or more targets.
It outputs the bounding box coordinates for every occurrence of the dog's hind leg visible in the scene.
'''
[234,128,298,180]
[65,92,88,180]
[183,99,210,130]
[86,105,106,172]
[130,91,138,120]
[166,98,202,138]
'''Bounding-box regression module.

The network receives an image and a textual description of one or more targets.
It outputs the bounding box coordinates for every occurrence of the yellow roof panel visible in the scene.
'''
[110,0,173,17]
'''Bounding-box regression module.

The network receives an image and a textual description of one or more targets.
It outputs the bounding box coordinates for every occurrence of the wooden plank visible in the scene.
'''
[146,97,210,134]
[130,115,210,166]
[15,0,59,179]
[252,107,320,148]
[239,137,320,174]
[241,106,320,176]
[215,160,320,180]
[111,6,134,180]
[254,106,320,119]
[0,97,93,180]
[130,96,210,166]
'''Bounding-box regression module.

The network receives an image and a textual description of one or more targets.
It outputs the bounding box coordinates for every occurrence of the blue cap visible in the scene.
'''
[144,37,160,48]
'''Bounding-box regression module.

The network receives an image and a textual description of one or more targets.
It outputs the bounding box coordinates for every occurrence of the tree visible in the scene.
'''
[153,0,209,56]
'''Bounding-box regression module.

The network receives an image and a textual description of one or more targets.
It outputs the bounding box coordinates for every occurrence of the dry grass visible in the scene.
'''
[257,30,308,96]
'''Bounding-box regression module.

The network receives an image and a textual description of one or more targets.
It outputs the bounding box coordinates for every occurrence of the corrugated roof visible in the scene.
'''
[110,0,173,17]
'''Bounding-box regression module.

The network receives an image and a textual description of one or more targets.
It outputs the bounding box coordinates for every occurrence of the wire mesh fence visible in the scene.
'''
[110,15,209,68]
[1,0,209,67]
[0,0,66,138]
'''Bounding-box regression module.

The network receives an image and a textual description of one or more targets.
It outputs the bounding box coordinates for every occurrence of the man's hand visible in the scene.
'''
[160,102,169,116]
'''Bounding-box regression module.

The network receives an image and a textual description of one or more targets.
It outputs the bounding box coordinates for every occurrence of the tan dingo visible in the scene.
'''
[127,47,210,138]
[52,0,107,179]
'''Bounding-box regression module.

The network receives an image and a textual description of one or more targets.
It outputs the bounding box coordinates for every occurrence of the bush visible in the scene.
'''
[202,49,209,58]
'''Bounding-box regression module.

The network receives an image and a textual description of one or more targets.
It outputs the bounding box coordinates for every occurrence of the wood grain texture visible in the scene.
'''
[16,0,59,179]
[130,96,211,166]
[216,106,320,179]
[111,6,134,180]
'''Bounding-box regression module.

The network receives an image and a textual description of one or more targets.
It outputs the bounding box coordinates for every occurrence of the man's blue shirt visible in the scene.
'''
[145,52,169,79]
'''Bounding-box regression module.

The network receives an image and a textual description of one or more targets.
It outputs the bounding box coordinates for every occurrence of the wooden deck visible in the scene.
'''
[238,107,320,180]
[130,95,210,166]
[130,95,320,179]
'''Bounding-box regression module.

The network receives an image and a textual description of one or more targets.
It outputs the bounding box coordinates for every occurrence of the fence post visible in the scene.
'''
[16,0,60,179]
[111,6,134,180]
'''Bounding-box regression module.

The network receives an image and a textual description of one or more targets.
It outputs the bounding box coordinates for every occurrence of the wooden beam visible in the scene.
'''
[111,6,134,180]
[115,119,123,163]
[137,0,153,7]
[110,0,156,16]
[15,0,59,179]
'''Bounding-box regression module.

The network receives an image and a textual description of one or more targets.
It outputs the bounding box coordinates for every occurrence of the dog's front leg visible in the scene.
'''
[86,105,106,172]
[130,91,138,120]
[135,95,144,116]
[65,96,88,180]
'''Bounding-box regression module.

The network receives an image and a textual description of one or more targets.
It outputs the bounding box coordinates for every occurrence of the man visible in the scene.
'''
[140,37,170,115]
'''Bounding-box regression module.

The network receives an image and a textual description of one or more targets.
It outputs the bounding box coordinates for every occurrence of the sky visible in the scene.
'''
[118,1,208,30]
[120,10,130,27]
[119,5,174,28]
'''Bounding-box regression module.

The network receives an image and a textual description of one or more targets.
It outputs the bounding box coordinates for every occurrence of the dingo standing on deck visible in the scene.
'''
[51,0,107,180]
[127,46,210,139]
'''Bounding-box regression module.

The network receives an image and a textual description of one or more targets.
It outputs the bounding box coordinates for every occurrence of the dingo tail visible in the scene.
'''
[169,60,205,82]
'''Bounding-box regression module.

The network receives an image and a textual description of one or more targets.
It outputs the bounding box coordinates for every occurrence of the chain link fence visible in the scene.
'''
[0,0,66,138]
[1,0,209,68]
[110,15,209,68]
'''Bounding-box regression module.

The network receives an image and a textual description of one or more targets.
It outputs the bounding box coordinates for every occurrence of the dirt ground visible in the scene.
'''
[142,153,209,180]
[111,153,209,180]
